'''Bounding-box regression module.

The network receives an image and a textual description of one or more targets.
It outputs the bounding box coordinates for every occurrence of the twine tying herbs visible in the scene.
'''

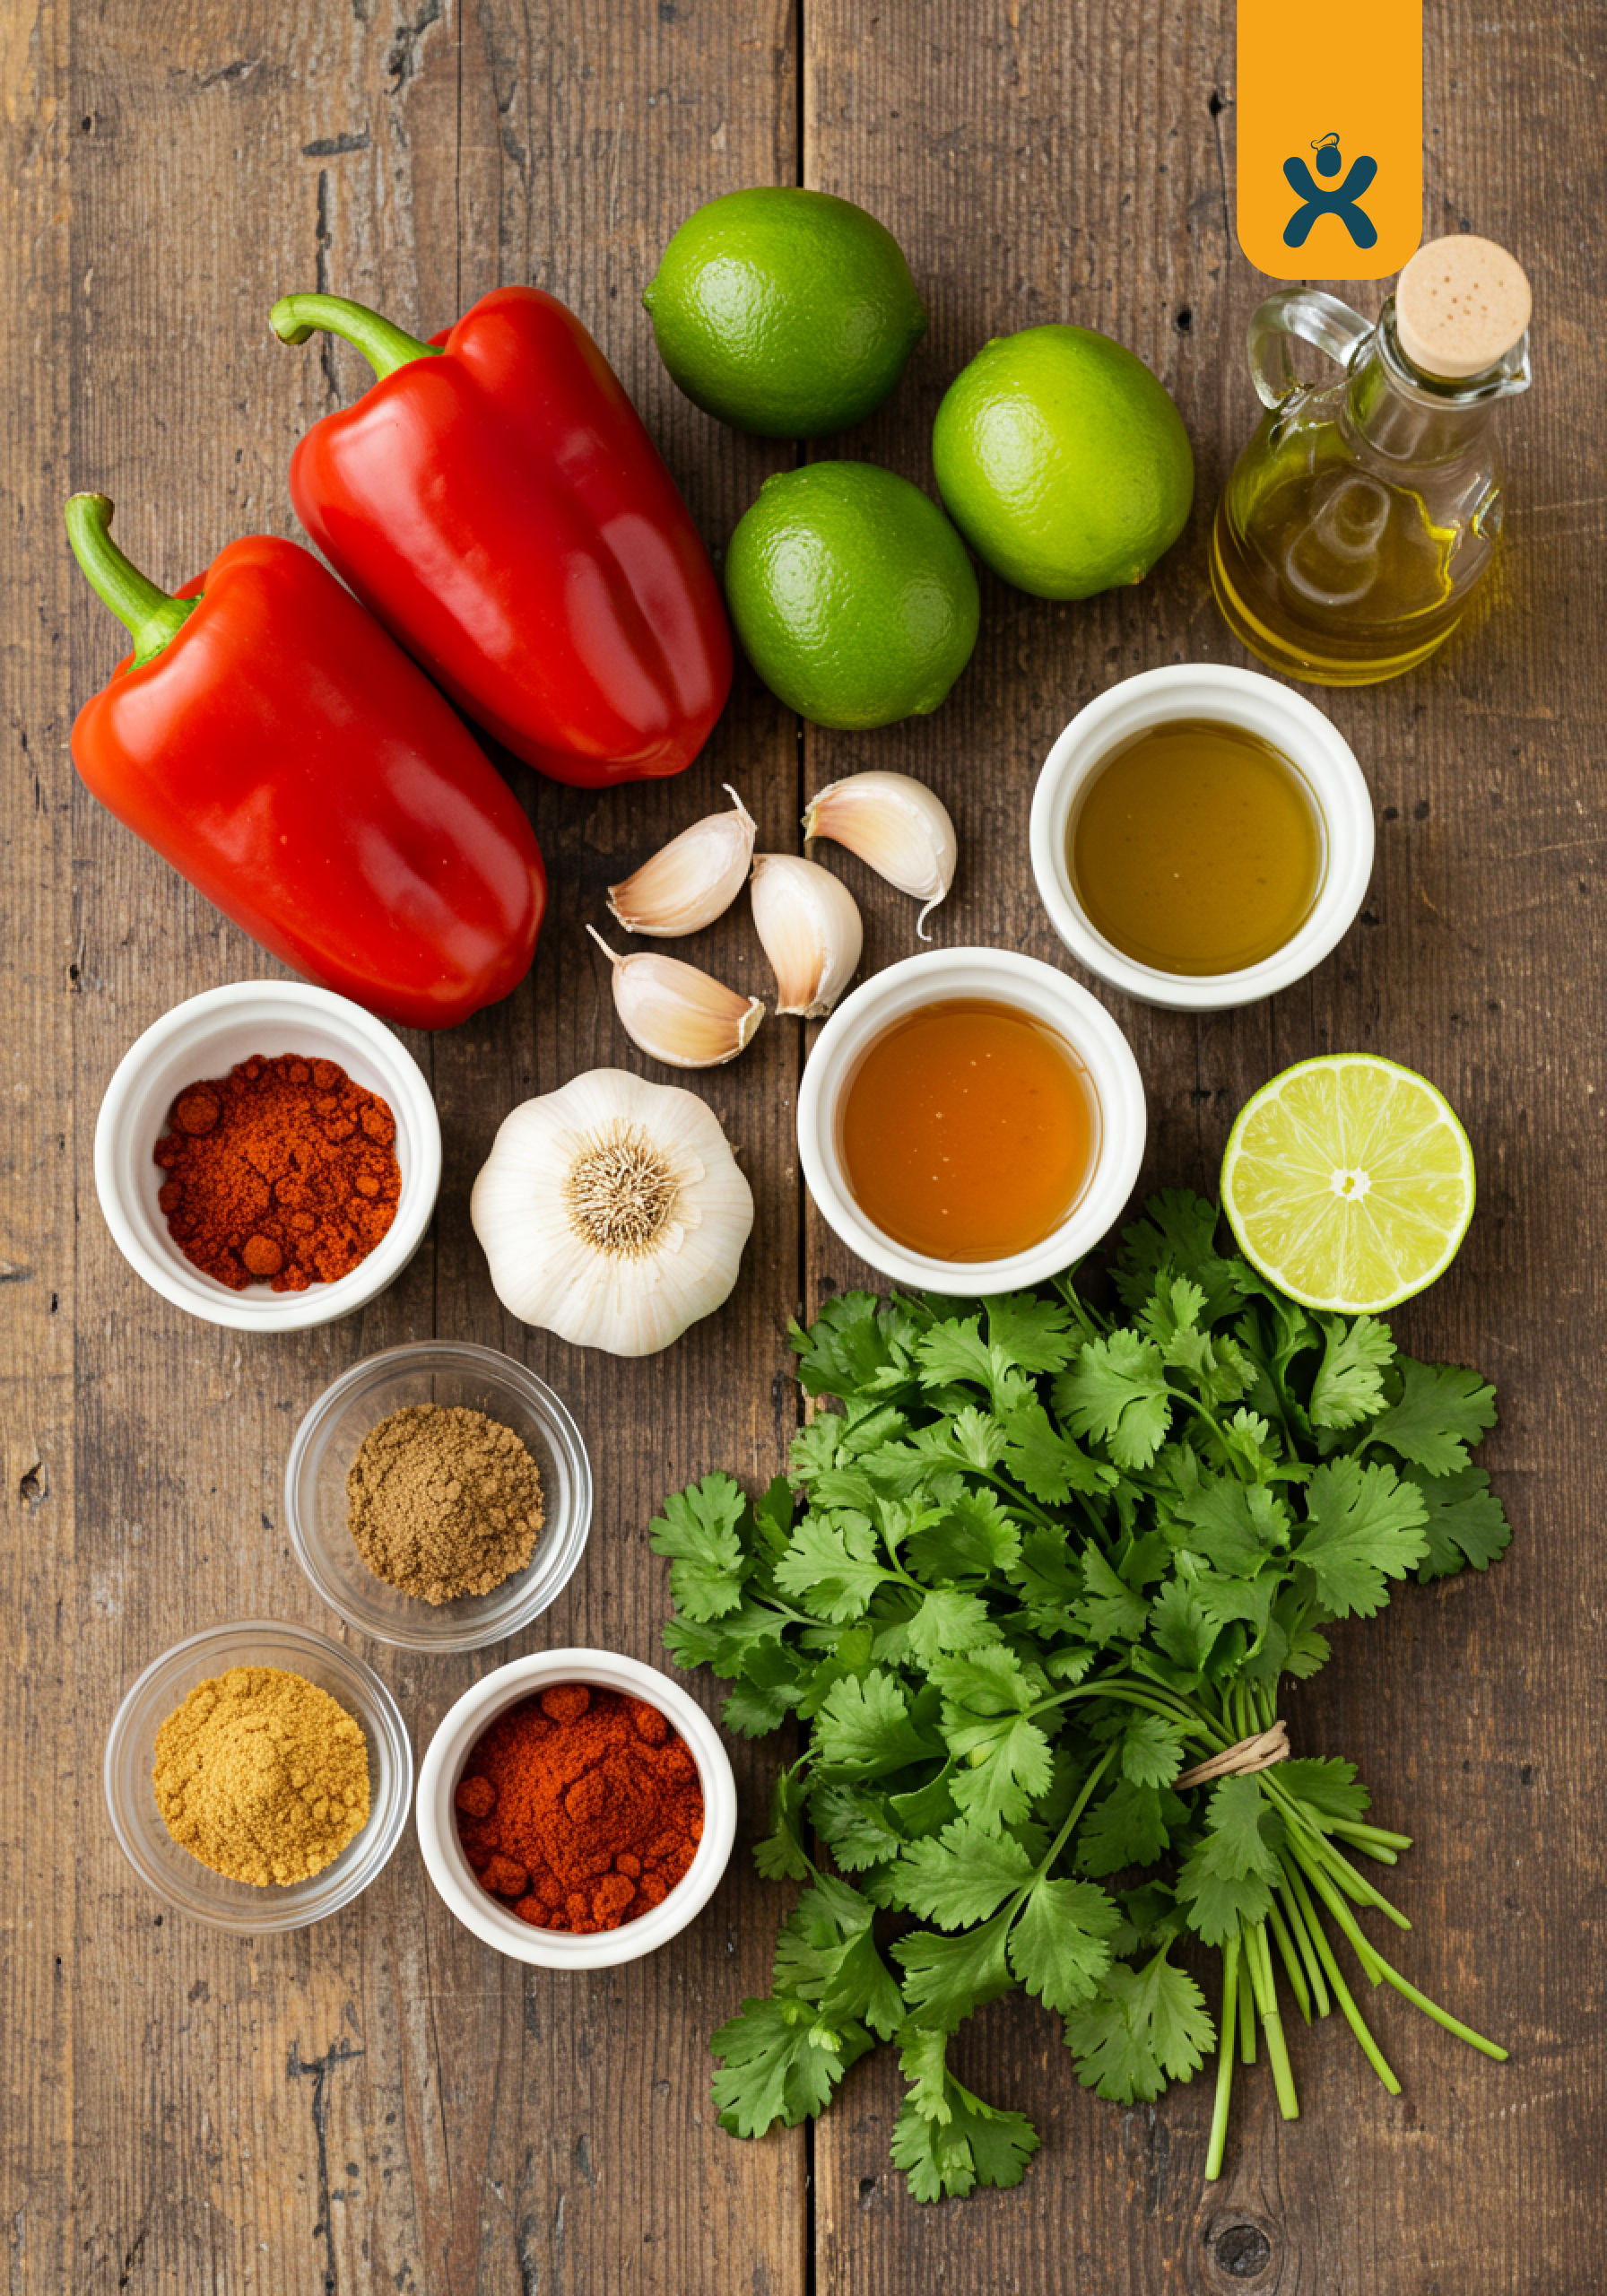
[1176,1719,1291,1789]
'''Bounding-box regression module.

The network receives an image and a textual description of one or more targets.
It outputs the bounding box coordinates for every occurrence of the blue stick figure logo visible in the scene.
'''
[1283,133,1378,249]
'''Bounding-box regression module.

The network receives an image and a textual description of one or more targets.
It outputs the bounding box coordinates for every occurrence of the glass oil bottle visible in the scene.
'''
[1211,237,1532,685]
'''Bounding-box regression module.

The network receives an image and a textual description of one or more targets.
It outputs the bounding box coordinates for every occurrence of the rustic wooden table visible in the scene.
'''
[4,4,1603,2289]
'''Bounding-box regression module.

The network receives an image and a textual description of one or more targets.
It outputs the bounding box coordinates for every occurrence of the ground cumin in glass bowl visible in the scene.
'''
[285,1343,593,1653]
[414,1648,738,1970]
[103,1620,413,1934]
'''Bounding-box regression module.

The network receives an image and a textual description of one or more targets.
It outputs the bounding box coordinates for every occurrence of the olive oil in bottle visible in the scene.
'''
[1211,237,1533,685]
[1070,718,1324,976]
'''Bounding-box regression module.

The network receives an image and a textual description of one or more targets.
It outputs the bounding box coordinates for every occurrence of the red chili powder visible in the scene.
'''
[456,1683,705,1934]
[154,1052,401,1292]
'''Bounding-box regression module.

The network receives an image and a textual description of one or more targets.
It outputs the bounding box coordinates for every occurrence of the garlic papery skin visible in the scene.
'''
[803,770,958,940]
[587,926,764,1068]
[607,785,757,936]
[471,1068,754,1355]
[749,854,864,1019]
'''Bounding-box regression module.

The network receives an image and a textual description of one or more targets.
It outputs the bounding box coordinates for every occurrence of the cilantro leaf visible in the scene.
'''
[1295,1456,1429,1617]
[903,1587,1001,1667]
[899,1816,1036,1926]
[1406,1464,1513,1580]
[984,1291,1080,1376]
[790,1292,922,1401]
[1308,1313,1395,1430]
[1174,1775,1285,1944]
[754,1765,810,1882]
[1168,1477,1291,1575]
[891,2036,1041,2201]
[1076,1544,1151,1645]
[774,1509,890,1622]
[1055,1331,1173,1469]
[1364,1359,1498,1475]
[1008,1875,1120,2013]
[931,1643,1037,1716]
[946,1712,1055,1828]
[1279,1757,1372,1829]
[808,1781,906,1872]
[905,1486,1022,1579]
[648,1474,748,1620]
[771,1875,906,2041]
[999,1395,1112,1503]
[814,1669,945,1779]
[711,1994,872,2135]
[916,1315,995,1396]
[1062,1949,1215,2103]
[893,1913,1014,2032]
[1148,1578,1216,1676]
[1076,1777,1185,1876]
[1116,1713,1190,1789]
[1114,1191,1245,1326]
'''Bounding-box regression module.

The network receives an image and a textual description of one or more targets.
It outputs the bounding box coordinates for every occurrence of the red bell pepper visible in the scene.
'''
[65,494,545,1031]
[268,285,733,789]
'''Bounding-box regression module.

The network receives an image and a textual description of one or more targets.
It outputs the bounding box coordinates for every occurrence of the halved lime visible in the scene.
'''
[1220,1054,1475,1313]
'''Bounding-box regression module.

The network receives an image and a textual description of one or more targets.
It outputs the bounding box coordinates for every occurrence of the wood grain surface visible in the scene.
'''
[1,3,1602,2291]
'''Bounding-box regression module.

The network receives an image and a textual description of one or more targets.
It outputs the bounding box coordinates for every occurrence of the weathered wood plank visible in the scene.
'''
[0,6,74,2292]
[802,2,1607,2290]
[50,3,804,2292]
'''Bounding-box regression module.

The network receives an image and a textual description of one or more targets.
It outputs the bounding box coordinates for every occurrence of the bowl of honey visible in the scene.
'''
[1029,665,1375,1011]
[797,948,1146,1293]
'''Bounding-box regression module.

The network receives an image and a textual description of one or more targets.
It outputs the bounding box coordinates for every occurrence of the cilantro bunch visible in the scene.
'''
[651,1194,1511,2200]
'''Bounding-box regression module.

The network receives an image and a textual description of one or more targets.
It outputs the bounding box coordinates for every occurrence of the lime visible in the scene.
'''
[725,462,978,730]
[644,188,927,439]
[1220,1054,1476,1314]
[932,325,1194,599]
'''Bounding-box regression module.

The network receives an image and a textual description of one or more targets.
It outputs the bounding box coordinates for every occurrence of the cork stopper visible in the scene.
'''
[1395,236,1532,380]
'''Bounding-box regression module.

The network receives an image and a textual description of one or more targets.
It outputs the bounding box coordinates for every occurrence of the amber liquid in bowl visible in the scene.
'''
[1069,718,1325,976]
[839,999,1098,1262]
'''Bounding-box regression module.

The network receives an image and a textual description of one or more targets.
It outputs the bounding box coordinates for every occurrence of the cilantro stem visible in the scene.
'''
[1327,1818,1414,1854]
[1242,1919,1299,2119]
[1276,1879,1331,2018]
[1237,1948,1257,2064]
[1265,1891,1313,2023]
[1291,1847,1386,1984]
[1295,1851,1507,2060]
[1205,1936,1238,2182]
[1282,1857,1402,2093]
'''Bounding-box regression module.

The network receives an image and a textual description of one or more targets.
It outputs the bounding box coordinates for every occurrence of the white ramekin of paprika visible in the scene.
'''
[93,978,441,1332]
[415,1647,739,1970]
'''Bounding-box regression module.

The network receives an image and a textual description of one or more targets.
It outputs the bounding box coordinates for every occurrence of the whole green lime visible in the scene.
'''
[725,463,979,729]
[932,325,1194,599]
[644,188,927,439]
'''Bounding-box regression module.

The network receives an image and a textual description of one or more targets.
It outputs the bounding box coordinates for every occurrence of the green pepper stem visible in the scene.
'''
[268,291,443,382]
[64,495,200,667]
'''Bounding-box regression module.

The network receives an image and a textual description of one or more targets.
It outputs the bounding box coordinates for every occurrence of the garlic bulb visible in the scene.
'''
[607,785,757,936]
[471,1068,754,1355]
[804,770,958,940]
[587,926,763,1068]
[749,855,864,1018]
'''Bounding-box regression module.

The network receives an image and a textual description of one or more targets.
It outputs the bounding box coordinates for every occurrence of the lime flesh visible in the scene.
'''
[1220,1054,1476,1313]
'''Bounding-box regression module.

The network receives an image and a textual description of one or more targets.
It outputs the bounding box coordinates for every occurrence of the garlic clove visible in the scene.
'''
[607,785,757,937]
[587,926,763,1068]
[749,854,864,1019]
[470,1066,754,1355]
[803,769,958,940]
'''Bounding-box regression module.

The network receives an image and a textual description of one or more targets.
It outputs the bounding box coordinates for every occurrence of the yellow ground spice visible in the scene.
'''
[152,1665,370,1886]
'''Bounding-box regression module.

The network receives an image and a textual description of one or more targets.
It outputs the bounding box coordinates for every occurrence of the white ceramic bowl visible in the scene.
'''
[94,980,441,1331]
[416,1648,738,1970]
[1029,664,1376,1012]
[796,945,1147,1294]
[285,1342,592,1652]
[103,1618,413,1933]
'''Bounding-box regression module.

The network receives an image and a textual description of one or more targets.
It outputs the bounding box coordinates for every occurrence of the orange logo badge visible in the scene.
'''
[1236,0,1423,280]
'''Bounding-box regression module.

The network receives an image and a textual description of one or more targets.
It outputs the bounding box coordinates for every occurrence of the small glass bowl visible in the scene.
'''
[103,1618,413,1934]
[285,1342,592,1652]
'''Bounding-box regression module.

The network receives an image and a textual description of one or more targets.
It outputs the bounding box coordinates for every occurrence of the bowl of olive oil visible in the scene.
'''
[1029,665,1374,1011]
